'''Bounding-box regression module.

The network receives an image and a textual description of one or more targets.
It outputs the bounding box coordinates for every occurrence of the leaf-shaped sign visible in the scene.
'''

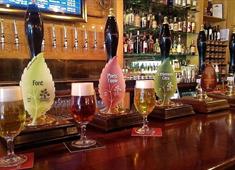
[98,56,126,113]
[20,53,55,125]
[154,58,177,105]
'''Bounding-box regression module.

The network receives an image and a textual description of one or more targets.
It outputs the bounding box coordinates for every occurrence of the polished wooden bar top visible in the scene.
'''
[2,110,235,170]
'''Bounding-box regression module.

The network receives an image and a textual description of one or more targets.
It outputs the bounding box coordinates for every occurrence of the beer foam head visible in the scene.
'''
[135,80,154,89]
[71,82,95,96]
[0,86,22,102]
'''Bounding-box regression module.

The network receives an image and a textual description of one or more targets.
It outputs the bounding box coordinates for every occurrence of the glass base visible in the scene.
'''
[0,154,27,167]
[27,114,56,127]
[135,126,153,135]
[71,139,96,148]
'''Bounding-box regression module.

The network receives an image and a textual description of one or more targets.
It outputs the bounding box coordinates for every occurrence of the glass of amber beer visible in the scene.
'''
[71,82,96,148]
[134,80,156,135]
[0,86,27,167]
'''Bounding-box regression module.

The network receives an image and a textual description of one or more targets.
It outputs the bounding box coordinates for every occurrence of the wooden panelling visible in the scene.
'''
[0,0,118,61]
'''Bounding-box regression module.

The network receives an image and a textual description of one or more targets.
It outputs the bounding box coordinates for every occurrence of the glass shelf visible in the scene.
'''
[203,15,225,22]
[124,53,189,61]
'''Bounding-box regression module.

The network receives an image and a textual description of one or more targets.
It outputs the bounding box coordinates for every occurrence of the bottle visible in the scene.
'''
[213,26,217,41]
[208,24,213,41]
[177,34,182,54]
[216,25,221,41]
[197,25,207,75]
[134,11,141,27]
[178,17,182,32]
[148,34,154,53]
[191,15,196,33]
[154,38,160,54]
[134,31,140,54]
[152,15,157,29]
[192,0,197,8]
[172,36,177,54]
[128,33,134,54]
[128,8,134,25]
[190,40,196,55]
[229,28,235,74]
[142,32,148,53]
[104,8,119,61]
[204,23,208,40]
[25,0,44,58]
[159,16,172,59]
[182,18,187,33]
[169,17,174,31]
[186,0,191,6]
[141,13,147,28]
[187,15,192,33]
[147,8,153,29]
[123,34,128,53]
[173,17,178,32]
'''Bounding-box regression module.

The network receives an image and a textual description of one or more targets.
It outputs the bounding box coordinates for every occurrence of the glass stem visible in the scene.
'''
[6,137,15,157]
[80,123,87,144]
[142,116,149,129]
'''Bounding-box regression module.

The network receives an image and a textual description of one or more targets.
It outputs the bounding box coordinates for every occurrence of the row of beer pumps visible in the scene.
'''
[0,19,106,51]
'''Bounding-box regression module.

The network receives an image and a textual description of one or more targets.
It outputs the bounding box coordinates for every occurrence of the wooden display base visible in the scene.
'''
[178,96,230,113]
[90,112,143,132]
[2,119,79,150]
[150,104,195,120]
[207,93,235,107]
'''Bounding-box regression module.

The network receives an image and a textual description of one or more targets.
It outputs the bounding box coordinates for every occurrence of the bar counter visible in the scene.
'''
[1,110,235,170]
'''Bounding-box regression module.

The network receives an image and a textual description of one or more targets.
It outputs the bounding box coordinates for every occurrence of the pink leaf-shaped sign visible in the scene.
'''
[98,56,126,113]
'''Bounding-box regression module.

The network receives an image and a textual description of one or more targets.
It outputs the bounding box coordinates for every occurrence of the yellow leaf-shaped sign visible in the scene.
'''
[20,53,55,125]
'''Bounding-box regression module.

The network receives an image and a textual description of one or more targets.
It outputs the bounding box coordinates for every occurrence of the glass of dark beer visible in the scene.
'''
[0,86,27,167]
[71,82,96,148]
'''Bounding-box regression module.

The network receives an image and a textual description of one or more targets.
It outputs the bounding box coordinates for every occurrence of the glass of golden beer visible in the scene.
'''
[0,86,27,167]
[71,83,96,148]
[134,80,156,134]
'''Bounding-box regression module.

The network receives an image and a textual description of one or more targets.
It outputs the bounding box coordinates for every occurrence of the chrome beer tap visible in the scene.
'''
[83,25,88,49]
[52,25,56,48]
[13,20,19,49]
[92,26,97,49]
[0,19,5,49]
[63,25,68,49]
[74,25,78,49]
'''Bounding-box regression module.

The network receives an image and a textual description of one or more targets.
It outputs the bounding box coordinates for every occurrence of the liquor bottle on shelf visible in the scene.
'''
[25,0,43,58]
[190,40,196,55]
[128,8,134,25]
[141,13,147,28]
[187,15,192,33]
[172,36,177,54]
[216,25,221,41]
[104,8,119,61]
[123,34,128,53]
[186,0,191,6]
[208,24,213,41]
[197,25,207,75]
[154,38,160,54]
[134,11,141,27]
[134,31,140,54]
[128,33,134,53]
[229,28,235,74]
[159,16,172,59]
[177,34,182,54]
[173,17,178,32]
[178,17,182,32]
[63,25,68,49]
[148,34,154,53]
[147,8,153,29]
[142,32,148,53]
[192,0,197,9]
[0,19,4,49]
[191,15,196,33]
[182,17,187,33]
[74,26,78,49]
[169,17,174,31]
[152,16,157,29]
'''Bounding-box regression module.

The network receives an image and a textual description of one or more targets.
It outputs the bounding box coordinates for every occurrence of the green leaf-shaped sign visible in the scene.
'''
[20,53,55,125]
[154,58,177,105]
